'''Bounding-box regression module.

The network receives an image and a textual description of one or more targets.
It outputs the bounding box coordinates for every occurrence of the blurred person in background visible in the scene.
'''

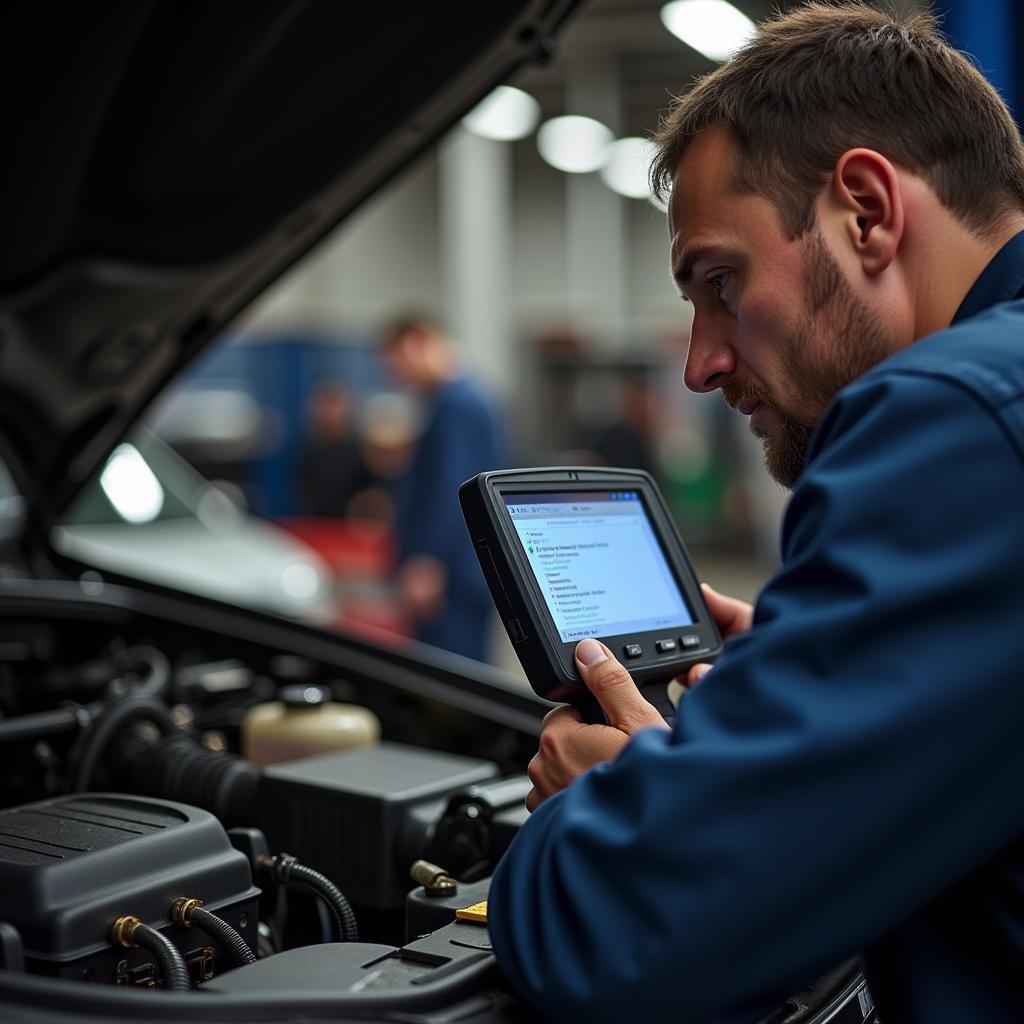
[296,380,375,517]
[379,315,507,661]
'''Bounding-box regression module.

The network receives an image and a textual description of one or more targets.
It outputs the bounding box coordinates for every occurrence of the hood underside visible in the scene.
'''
[0,0,577,526]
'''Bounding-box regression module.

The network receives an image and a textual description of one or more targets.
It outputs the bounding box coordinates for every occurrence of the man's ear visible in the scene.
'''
[830,149,903,276]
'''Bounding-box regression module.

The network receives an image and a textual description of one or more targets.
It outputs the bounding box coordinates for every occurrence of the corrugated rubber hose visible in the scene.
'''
[191,906,256,966]
[133,923,191,991]
[73,695,175,792]
[272,854,359,942]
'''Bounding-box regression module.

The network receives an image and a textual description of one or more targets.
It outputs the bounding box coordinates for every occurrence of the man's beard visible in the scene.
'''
[725,230,895,489]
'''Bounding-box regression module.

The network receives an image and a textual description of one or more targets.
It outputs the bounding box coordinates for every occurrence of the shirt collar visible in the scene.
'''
[952,229,1024,325]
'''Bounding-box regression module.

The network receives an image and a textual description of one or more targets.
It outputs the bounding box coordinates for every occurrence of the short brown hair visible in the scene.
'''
[651,1,1024,238]
[378,312,444,349]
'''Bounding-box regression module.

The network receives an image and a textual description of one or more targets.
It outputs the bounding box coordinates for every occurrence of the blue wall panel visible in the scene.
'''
[178,332,386,516]
[936,1,1021,120]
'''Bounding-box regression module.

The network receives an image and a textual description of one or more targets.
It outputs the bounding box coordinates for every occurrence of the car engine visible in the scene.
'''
[0,580,541,1005]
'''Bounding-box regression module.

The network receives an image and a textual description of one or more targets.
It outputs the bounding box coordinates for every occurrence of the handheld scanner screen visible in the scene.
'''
[503,491,694,643]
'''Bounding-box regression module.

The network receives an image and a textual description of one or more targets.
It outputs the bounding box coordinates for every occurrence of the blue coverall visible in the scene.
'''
[489,232,1024,1022]
[395,375,506,661]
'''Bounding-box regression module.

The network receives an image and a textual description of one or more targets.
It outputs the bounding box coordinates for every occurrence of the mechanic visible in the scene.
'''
[380,315,508,661]
[488,4,1024,1022]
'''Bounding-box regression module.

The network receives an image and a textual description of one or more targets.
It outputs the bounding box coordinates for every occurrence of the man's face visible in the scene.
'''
[668,126,897,488]
[381,334,417,390]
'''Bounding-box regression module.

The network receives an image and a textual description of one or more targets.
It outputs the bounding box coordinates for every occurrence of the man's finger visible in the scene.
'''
[574,638,666,733]
[526,752,553,798]
[542,704,582,729]
[700,582,754,637]
[686,662,713,686]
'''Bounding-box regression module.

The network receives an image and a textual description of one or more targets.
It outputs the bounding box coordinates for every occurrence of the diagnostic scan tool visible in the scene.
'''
[460,468,722,719]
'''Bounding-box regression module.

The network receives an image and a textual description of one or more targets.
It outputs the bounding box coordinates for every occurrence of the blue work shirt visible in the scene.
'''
[489,231,1024,1023]
[395,375,507,661]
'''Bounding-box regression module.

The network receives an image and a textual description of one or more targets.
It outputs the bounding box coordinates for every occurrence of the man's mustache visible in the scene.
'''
[722,380,770,412]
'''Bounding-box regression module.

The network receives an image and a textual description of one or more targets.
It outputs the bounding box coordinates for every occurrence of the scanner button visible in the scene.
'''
[507,618,526,643]
[680,635,700,649]
[655,638,678,654]
[624,644,643,659]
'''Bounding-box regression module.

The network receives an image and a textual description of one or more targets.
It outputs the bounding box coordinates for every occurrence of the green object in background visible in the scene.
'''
[665,460,725,545]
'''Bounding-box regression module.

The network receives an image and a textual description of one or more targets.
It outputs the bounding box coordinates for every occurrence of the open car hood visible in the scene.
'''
[0,0,577,529]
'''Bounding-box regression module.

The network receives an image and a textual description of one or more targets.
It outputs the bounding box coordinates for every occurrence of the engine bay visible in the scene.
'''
[0,575,541,1018]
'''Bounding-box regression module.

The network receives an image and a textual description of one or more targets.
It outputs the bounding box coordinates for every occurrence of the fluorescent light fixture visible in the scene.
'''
[462,85,540,142]
[100,444,164,524]
[660,0,756,62]
[537,115,614,174]
[600,136,657,200]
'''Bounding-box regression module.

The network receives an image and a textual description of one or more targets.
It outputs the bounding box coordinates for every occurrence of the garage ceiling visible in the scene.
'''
[514,0,926,138]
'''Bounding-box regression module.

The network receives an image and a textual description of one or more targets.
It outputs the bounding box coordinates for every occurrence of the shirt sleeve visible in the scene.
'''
[488,369,1024,1023]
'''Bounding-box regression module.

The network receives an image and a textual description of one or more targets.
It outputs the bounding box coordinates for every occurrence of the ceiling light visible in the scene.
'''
[600,137,657,200]
[100,444,164,524]
[660,0,756,62]
[537,115,614,174]
[462,85,540,142]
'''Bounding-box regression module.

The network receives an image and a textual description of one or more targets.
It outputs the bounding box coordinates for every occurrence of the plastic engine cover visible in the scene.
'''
[0,794,258,978]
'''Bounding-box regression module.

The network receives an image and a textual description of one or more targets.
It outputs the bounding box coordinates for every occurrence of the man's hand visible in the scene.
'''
[526,638,669,812]
[398,555,446,622]
[686,582,754,685]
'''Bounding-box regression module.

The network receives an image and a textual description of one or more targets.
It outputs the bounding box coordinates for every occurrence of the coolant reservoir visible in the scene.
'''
[242,684,380,765]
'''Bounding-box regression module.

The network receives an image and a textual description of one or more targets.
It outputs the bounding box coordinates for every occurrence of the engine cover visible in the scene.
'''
[0,794,259,983]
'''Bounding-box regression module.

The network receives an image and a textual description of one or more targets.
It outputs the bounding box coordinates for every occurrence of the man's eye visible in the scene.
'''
[707,272,730,296]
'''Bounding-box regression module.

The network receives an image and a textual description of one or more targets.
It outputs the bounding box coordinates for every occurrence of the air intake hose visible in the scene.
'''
[110,732,259,827]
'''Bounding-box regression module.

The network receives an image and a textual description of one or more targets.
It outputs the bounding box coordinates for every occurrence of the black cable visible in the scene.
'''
[191,906,256,966]
[271,854,359,942]
[290,863,359,942]
[73,695,175,792]
[0,705,83,744]
[0,645,168,750]
[118,645,172,698]
[132,923,191,992]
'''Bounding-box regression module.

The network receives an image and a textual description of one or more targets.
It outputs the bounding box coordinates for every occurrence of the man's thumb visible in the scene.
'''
[575,638,663,732]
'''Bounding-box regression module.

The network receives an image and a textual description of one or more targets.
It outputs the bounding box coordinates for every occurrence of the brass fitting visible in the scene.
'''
[410,859,457,897]
[111,915,142,948]
[171,897,205,927]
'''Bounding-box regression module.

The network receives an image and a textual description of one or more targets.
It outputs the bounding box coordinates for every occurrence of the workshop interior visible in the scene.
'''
[0,1,1015,1022]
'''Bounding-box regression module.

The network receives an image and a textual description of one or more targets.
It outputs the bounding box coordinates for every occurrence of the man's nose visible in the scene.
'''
[683,319,736,394]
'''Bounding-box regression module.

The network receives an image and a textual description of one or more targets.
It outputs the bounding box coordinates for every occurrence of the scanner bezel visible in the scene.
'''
[459,467,722,705]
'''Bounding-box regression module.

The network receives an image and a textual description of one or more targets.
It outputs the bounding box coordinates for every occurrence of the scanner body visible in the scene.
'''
[459,467,722,709]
